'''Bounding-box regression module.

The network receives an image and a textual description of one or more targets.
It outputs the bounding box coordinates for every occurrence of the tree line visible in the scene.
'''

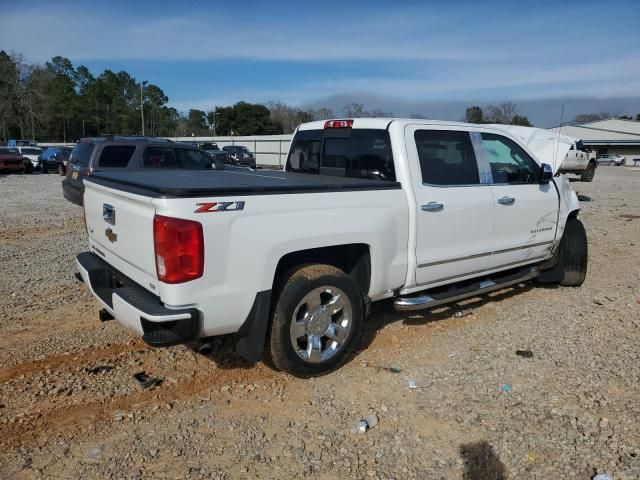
[2,50,638,142]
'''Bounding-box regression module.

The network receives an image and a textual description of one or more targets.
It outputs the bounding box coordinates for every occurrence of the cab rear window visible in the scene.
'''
[286,129,395,181]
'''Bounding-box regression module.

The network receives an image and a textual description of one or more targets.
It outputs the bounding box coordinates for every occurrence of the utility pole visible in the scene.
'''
[140,81,148,136]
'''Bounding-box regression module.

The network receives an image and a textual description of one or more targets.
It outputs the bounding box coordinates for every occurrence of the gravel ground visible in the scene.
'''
[0,167,639,479]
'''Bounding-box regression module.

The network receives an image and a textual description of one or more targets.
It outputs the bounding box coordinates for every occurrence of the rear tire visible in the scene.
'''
[557,217,588,286]
[267,264,363,377]
[580,163,595,182]
[24,162,33,174]
[608,160,616,166]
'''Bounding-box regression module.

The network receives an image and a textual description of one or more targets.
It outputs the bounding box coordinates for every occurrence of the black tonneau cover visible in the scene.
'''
[86,169,401,197]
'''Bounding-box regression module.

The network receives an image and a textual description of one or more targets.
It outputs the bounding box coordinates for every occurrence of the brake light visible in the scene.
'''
[324,119,353,129]
[153,215,204,284]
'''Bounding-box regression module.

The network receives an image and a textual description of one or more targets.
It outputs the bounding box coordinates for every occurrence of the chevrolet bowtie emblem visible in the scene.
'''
[105,228,118,243]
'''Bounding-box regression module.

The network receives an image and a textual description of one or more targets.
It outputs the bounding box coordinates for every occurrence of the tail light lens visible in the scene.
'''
[153,215,204,284]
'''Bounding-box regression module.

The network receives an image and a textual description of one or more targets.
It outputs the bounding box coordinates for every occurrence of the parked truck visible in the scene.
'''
[559,140,598,182]
[76,118,586,377]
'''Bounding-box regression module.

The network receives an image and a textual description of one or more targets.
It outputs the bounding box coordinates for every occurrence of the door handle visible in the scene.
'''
[422,202,444,212]
[498,196,515,205]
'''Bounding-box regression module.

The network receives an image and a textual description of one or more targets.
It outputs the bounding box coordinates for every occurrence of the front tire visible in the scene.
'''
[580,163,596,182]
[24,162,33,174]
[557,217,588,286]
[608,160,616,166]
[267,264,363,377]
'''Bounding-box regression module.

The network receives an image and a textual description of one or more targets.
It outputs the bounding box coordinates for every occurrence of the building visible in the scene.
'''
[549,119,640,164]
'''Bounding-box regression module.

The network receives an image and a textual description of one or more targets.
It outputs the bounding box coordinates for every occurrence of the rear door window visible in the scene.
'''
[175,148,214,169]
[287,129,395,181]
[414,130,480,185]
[70,142,95,167]
[143,147,177,169]
[97,145,136,168]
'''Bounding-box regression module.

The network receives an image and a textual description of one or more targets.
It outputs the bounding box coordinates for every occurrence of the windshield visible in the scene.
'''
[286,128,396,181]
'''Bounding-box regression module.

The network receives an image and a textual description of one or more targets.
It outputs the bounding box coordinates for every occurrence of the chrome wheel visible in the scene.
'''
[289,286,352,364]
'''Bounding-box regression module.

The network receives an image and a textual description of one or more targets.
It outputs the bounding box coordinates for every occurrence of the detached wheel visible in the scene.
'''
[268,264,363,377]
[580,163,595,182]
[557,217,588,286]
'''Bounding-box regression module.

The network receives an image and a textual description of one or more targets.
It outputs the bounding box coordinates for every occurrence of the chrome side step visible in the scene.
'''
[394,267,539,312]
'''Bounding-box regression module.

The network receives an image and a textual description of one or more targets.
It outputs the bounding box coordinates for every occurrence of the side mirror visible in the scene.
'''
[540,163,553,183]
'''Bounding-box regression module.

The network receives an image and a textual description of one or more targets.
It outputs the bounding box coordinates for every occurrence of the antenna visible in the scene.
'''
[554,103,565,167]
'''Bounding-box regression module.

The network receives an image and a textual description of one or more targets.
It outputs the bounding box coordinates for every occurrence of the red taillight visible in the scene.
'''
[153,215,204,284]
[324,119,353,129]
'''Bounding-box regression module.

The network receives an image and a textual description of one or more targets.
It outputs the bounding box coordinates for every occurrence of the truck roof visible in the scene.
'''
[297,118,484,131]
[86,169,401,198]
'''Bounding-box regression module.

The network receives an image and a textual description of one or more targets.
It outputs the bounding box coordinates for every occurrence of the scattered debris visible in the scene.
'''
[500,384,512,393]
[374,365,402,373]
[112,410,127,421]
[447,352,458,358]
[516,350,534,358]
[594,300,604,306]
[453,309,473,318]
[406,377,432,389]
[527,454,536,462]
[132,372,162,389]
[577,194,593,202]
[86,365,114,375]
[592,474,612,480]
[83,447,103,464]
[351,415,378,434]
[619,214,640,220]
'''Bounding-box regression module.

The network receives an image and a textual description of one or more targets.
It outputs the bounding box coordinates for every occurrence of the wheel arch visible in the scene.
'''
[272,243,372,298]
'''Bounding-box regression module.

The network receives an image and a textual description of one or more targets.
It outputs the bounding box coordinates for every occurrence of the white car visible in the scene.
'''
[15,146,42,173]
[76,118,586,377]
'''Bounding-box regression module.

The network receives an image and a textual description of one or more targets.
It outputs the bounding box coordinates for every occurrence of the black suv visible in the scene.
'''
[62,136,230,206]
[222,145,256,169]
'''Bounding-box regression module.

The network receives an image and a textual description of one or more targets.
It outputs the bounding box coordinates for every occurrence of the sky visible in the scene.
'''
[2,0,639,125]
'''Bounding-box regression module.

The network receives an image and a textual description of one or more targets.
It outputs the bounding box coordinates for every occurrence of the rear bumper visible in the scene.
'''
[76,252,200,346]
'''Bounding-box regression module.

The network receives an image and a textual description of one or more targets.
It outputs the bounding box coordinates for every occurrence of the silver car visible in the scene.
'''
[597,154,625,166]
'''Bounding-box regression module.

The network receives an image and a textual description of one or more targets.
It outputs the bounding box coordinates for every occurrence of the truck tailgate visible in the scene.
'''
[84,181,158,293]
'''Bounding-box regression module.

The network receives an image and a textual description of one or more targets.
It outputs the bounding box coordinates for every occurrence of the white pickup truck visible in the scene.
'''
[76,119,587,377]
[559,140,598,182]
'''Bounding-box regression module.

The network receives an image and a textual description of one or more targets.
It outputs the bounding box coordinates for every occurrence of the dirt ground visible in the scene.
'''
[0,167,639,479]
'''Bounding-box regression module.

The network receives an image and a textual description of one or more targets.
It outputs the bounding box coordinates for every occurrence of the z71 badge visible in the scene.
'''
[194,201,245,213]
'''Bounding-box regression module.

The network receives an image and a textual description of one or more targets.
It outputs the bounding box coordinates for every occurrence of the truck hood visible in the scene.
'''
[488,125,574,174]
